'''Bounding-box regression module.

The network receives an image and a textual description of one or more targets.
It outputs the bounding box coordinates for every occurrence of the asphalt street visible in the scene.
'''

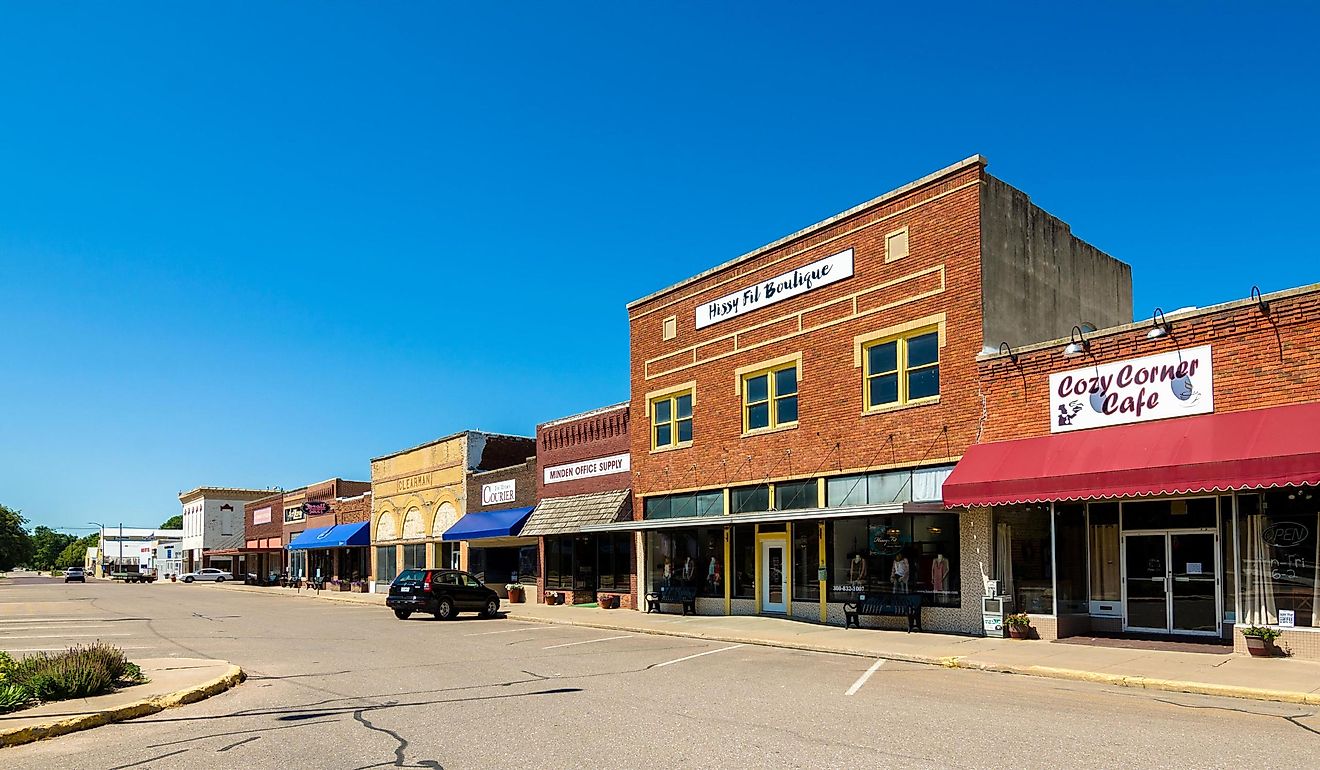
[2,573,1319,769]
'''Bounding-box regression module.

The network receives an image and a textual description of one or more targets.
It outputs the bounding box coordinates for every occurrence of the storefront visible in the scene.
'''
[440,506,536,595]
[286,521,372,583]
[954,284,1320,655]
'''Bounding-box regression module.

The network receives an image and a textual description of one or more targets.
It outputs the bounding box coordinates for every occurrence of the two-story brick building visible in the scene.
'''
[284,477,372,582]
[596,156,1131,633]
[522,403,635,607]
[449,456,538,596]
[945,283,1320,655]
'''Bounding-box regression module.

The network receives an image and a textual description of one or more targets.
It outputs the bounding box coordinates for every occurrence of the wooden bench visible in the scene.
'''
[645,585,697,615]
[843,592,922,632]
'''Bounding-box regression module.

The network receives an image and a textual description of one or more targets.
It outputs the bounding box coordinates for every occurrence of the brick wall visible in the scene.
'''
[467,458,538,512]
[535,404,631,499]
[976,285,1320,441]
[628,162,987,502]
[333,493,372,525]
[244,492,284,544]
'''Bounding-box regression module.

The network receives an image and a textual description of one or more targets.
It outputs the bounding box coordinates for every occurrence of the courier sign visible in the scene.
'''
[1049,345,1214,433]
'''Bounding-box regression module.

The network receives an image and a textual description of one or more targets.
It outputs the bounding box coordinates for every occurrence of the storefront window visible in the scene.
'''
[1123,498,1217,530]
[1088,503,1120,602]
[775,480,817,511]
[1238,490,1318,627]
[375,546,397,584]
[695,528,723,597]
[646,530,722,597]
[733,525,755,599]
[545,536,574,589]
[995,504,1052,614]
[597,533,632,592]
[792,523,820,601]
[432,542,459,571]
[1055,504,1087,614]
[1220,496,1235,622]
[644,490,724,519]
[825,470,914,507]
[732,486,769,514]
[402,543,426,571]
[827,514,959,607]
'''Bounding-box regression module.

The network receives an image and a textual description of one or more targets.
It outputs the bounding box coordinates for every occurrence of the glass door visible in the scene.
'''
[1170,533,1219,634]
[761,539,787,613]
[1123,534,1168,631]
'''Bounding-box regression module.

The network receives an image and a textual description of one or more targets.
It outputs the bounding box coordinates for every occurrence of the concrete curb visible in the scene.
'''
[507,612,1320,706]
[0,665,245,748]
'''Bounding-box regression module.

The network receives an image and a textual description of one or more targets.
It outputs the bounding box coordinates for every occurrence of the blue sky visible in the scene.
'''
[2,3,1317,531]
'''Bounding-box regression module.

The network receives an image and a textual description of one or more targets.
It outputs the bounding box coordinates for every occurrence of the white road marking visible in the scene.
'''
[464,625,552,636]
[0,625,116,632]
[845,658,886,696]
[0,617,124,624]
[0,633,133,639]
[651,644,745,669]
[542,635,633,650]
[1,646,158,653]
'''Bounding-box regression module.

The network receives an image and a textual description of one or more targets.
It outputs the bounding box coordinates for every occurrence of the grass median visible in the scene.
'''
[0,643,149,714]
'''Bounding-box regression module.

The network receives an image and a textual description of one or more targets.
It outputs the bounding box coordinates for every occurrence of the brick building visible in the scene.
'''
[239,491,287,579]
[521,403,636,607]
[595,156,1131,632]
[945,283,1320,656]
[450,456,538,597]
[369,431,536,593]
[285,478,372,583]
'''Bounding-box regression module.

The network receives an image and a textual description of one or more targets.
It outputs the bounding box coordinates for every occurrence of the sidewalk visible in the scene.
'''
[217,581,387,606]
[0,658,243,747]
[504,602,1320,705]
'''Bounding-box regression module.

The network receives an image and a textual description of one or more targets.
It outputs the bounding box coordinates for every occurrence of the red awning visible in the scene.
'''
[943,402,1320,507]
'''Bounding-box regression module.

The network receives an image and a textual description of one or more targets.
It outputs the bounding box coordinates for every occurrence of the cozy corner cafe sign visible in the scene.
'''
[695,248,854,329]
[1049,345,1214,433]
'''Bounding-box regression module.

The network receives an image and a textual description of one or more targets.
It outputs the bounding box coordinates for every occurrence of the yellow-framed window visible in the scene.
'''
[743,363,798,432]
[651,391,693,449]
[864,328,939,409]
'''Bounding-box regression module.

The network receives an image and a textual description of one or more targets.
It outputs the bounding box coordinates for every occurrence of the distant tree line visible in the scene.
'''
[0,504,99,571]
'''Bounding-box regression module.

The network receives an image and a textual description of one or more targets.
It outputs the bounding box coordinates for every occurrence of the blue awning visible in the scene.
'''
[286,521,371,550]
[441,507,534,541]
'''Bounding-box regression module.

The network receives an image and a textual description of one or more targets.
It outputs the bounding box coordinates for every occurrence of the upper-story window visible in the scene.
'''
[864,328,939,409]
[651,390,693,450]
[743,363,798,432]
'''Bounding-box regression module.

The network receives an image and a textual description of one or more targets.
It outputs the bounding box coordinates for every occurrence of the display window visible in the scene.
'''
[1238,489,1318,628]
[646,528,724,598]
[827,514,959,606]
[994,504,1052,614]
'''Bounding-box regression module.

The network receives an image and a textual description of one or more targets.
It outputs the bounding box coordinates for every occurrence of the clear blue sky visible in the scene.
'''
[3,3,1317,531]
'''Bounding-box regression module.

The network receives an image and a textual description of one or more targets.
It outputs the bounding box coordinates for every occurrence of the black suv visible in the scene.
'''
[386,569,501,621]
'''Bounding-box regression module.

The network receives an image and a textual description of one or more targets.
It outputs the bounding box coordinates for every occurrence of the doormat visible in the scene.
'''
[577,603,599,608]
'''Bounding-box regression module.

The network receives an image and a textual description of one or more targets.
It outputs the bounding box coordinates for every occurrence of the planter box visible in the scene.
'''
[1245,637,1278,657]
[1008,626,1031,640]
[507,588,525,603]
[599,594,620,609]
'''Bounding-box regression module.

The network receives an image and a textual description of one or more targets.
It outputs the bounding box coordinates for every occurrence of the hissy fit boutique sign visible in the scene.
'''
[695,248,854,329]
[1049,345,1213,433]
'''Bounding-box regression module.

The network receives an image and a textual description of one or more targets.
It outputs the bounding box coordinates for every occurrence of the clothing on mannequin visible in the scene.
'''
[848,553,867,581]
[890,554,910,593]
[931,553,950,592]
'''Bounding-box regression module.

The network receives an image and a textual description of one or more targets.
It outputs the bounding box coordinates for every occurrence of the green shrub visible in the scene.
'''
[0,682,30,712]
[6,643,147,703]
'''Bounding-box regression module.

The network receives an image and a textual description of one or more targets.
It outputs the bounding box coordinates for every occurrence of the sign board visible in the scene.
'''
[253,506,272,525]
[1049,345,1213,433]
[543,453,631,485]
[304,500,331,517]
[1186,562,1202,575]
[1279,609,1296,628]
[695,248,854,329]
[481,479,517,506]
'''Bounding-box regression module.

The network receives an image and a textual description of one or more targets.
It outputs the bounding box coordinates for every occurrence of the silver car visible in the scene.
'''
[179,567,233,583]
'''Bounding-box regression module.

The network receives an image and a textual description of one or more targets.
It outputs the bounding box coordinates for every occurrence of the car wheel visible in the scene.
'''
[436,597,455,620]
[394,609,412,620]
[183,576,194,583]
[481,598,499,618]
[215,576,225,583]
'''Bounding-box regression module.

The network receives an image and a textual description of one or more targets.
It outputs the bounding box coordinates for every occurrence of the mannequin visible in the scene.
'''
[891,553,910,593]
[931,553,950,593]
[662,557,673,586]
[681,556,695,582]
[848,552,867,582]
[707,556,721,592]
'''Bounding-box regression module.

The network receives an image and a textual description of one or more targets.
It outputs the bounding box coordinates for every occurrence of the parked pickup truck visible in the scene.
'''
[110,571,156,583]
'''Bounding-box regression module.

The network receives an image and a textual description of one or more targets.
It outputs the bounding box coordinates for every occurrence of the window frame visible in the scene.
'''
[863,326,940,411]
[741,362,799,434]
[648,386,695,451]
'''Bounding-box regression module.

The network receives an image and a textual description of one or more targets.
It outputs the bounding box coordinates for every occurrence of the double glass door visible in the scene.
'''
[1123,531,1219,635]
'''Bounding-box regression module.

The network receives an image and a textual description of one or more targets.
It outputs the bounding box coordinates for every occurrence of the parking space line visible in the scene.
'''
[542,634,633,650]
[651,643,745,669]
[1,646,158,653]
[464,625,553,636]
[845,658,885,696]
[0,633,133,639]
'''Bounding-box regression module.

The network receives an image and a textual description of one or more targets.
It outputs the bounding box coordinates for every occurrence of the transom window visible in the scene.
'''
[651,391,693,449]
[743,363,798,432]
[865,329,939,409]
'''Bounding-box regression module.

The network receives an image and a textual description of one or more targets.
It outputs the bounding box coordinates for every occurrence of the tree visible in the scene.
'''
[55,534,99,570]
[159,515,183,530]
[30,526,77,571]
[0,504,34,571]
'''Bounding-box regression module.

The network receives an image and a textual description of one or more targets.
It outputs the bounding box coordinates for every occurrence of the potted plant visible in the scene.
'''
[1004,612,1032,639]
[350,580,367,593]
[599,594,620,609]
[506,584,525,603]
[544,590,563,605]
[1241,625,1282,657]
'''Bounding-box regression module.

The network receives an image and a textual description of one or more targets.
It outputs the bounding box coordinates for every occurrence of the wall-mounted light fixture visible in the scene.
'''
[1063,325,1089,357]
[1251,285,1271,316]
[1146,308,1171,340]
[998,341,1018,365]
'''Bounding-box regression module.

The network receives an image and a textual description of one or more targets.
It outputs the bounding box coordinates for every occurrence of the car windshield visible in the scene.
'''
[393,570,425,584]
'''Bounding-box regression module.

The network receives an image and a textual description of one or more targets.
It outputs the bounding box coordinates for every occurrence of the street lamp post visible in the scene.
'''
[88,521,105,578]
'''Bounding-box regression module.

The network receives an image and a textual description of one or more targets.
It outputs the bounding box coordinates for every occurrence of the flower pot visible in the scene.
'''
[507,587,525,603]
[1245,637,1277,657]
[599,594,620,609]
[1008,626,1031,640]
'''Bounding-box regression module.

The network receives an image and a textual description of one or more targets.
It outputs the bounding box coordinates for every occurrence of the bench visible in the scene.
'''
[843,592,922,632]
[645,585,697,615]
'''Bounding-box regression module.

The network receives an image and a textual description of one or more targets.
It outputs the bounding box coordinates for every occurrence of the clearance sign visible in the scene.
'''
[1049,345,1214,433]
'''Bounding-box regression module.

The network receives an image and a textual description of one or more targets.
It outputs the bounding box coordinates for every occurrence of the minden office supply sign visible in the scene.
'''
[695,248,854,329]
